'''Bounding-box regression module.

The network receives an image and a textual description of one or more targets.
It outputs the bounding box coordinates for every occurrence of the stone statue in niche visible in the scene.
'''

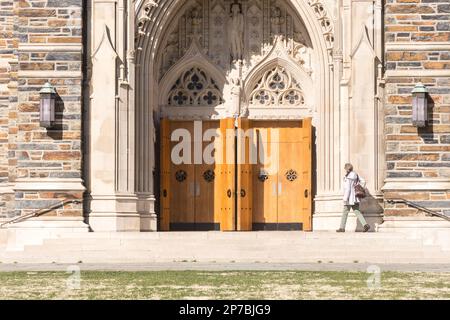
[230,77,242,117]
[225,64,243,117]
[228,2,244,62]
[271,7,284,36]
[162,32,179,72]
[189,7,203,40]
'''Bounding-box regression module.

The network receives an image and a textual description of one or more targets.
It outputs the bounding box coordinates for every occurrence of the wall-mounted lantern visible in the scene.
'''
[411,82,428,128]
[39,82,56,129]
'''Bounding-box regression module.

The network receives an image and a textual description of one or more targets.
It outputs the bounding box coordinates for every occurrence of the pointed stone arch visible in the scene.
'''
[158,39,227,106]
[243,37,314,108]
[86,0,387,232]
[132,0,341,230]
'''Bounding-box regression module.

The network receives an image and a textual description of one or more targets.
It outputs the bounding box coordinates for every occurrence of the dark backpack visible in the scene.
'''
[355,174,366,199]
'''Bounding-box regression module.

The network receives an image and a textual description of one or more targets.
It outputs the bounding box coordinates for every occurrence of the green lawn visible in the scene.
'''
[0,271,449,300]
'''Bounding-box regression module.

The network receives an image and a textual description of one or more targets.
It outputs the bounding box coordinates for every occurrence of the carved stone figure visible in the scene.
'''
[271,7,284,35]
[228,2,244,62]
[190,7,203,39]
[229,76,242,116]
[162,32,179,72]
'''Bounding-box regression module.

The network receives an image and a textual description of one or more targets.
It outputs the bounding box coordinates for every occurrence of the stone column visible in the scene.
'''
[313,0,384,231]
[88,0,142,231]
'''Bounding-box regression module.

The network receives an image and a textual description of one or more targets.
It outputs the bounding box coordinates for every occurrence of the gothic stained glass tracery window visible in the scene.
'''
[249,66,305,107]
[168,67,223,106]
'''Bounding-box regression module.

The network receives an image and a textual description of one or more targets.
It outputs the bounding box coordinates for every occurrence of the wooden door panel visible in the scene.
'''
[301,118,312,231]
[169,121,195,230]
[160,119,171,231]
[251,124,279,230]
[195,121,219,230]
[277,141,303,227]
[217,118,235,231]
[250,119,312,231]
[277,119,312,230]
[237,118,252,231]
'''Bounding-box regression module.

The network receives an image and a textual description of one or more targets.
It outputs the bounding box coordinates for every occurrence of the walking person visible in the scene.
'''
[336,163,371,233]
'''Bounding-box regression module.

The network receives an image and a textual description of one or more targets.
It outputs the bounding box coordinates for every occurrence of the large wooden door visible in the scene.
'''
[161,120,220,231]
[159,118,312,231]
[249,119,312,231]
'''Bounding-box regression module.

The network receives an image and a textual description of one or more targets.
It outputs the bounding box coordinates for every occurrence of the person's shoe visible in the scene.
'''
[336,228,345,233]
[363,224,371,232]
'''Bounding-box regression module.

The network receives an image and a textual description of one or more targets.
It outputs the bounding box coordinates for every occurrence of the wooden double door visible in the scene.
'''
[160,118,312,231]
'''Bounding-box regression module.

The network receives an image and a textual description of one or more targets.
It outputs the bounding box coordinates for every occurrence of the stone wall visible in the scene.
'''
[0,0,18,218]
[384,0,450,216]
[0,0,84,219]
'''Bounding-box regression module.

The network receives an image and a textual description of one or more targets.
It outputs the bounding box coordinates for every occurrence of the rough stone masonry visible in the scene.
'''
[384,0,450,216]
[0,0,449,223]
[0,0,83,219]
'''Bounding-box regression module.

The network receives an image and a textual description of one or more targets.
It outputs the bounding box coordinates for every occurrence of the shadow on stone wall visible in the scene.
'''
[418,95,435,140]
[46,93,65,140]
[358,189,384,232]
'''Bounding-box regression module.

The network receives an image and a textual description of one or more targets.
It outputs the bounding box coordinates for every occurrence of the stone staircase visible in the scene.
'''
[1,231,450,264]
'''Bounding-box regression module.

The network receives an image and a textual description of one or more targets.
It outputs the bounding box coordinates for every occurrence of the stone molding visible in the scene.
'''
[18,71,82,79]
[13,179,86,192]
[18,43,82,53]
[382,179,450,191]
[385,69,450,78]
[386,42,450,52]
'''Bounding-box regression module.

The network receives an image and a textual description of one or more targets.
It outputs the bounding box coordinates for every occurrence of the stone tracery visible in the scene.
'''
[156,0,313,79]
[249,66,305,106]
[167,67,224,106]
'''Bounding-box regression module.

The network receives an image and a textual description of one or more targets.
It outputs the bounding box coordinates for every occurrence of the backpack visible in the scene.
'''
[354,174,366,199]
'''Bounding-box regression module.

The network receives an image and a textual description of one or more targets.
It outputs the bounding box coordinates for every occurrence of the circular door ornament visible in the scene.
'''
[175,170,187,182]
[258,170,269,182]
[285,169,298,182]
[203,169,215,182]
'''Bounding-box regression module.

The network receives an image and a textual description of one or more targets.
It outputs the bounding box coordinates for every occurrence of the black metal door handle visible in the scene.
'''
[163,189,168,198]
[227,189,232,198]
[304,189,309,198]
[240,189,246,198]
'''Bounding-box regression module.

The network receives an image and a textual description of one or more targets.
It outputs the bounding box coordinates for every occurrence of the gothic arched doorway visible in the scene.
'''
[131,0,338,232]
[151,0,315,231]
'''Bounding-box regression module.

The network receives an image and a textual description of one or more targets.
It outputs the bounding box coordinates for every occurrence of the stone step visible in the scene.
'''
[18,239,436,251]
[3,252,449,264]
[33,238,428,248]
[53,231,412,240]
[4,243,445,257]
[2,231,449,264]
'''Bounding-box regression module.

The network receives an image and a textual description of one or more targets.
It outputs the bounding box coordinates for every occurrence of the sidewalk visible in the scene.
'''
[1,262,449,272]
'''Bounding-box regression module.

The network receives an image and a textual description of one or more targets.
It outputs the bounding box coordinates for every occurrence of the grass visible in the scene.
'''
[0,270,449,300]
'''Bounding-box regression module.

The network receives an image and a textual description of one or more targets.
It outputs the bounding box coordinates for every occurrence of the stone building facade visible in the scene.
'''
[0,0,448,233]
[0,0,84,224]
[383,0,450,219]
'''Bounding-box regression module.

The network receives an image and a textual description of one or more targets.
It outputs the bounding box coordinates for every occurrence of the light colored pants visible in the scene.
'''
[340,204,368,230]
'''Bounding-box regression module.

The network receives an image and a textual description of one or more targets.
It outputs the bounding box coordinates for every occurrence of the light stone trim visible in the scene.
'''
[386,42,450,52]
[19,43,83,53]
[0,184,14,193]
[18,71,82,79]
[382,179,450,191]
[14,179,86,192]
[385,70,450,78]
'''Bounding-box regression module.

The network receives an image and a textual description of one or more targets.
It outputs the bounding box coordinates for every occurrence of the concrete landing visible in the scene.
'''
[1,262,450,272]
[1,231,449,265]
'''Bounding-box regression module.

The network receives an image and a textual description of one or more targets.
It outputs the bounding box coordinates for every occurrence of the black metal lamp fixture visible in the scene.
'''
[39,82,56,128]
[411,82,428,128]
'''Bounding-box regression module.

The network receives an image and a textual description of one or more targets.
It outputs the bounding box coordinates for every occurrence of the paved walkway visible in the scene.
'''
[1,262,449,272]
